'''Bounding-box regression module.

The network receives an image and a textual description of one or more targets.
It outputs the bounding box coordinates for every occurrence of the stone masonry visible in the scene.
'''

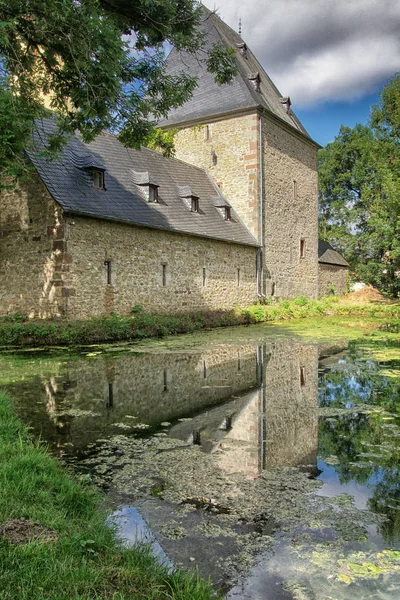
[0,175,65,318]
[0,175,258,319]
[173,113,261,240]
[318,263,349,297]
[173,111,319,299]
[262,113,319,299]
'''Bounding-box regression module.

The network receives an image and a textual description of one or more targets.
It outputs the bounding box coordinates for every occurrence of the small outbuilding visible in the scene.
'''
[318,240,349,297]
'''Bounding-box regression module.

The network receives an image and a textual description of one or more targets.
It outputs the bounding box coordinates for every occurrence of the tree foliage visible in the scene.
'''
[318,74,400,297]
[0,0,236,180]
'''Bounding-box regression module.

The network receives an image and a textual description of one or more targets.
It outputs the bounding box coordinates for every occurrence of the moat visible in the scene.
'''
[1,319,400,599]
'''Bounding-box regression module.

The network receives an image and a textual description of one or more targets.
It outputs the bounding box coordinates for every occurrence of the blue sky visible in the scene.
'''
[204,0,400,148]
[297,91,379,147]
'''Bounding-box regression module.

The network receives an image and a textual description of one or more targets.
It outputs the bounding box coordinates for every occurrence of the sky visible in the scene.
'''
[203,0,400,146]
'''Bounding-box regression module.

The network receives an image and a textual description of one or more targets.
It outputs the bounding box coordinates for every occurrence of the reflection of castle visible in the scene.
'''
[169,342,319,478]
[10,340,320,476]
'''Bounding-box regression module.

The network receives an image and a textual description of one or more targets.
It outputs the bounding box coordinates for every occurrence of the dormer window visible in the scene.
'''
[191,197,199,213]
[178,185,200,213]
[224,206,231,221]
[280,96,292,114]
[236,42,248,59]
[93,169,105,190]
[130,169,160,203]
[248,73,261,93]
[148,184,158,203]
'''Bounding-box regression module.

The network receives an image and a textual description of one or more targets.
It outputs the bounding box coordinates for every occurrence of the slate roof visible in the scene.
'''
[318,240,349,267]
[27,118,259,247]
[159,5,311,139]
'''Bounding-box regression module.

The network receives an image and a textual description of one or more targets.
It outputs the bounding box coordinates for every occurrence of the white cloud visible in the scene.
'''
[204,0,400,107]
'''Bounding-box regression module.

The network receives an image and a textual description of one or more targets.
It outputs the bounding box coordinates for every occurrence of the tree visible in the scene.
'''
[318,74,400,297]
[0,0,236,179]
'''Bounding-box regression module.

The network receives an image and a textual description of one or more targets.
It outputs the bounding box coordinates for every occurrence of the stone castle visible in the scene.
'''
[0,7,347,319]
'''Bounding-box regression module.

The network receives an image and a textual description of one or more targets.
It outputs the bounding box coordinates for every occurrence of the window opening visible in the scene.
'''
[107,383,114,408]
[237,267,241,286]
[203,360,207,379]
[202,267,206,287]
[204,125,210,141]
[300,366,306,386]
[193,429,201,445]
[225,206,231,221]
[163,369,168,392]
[191,197,199,213]
[300,238,306,258]
[293,180,297,200]
[93,169,104,189]
[162,264,167,287]
[104,260,111,284]
[148,184,158,203]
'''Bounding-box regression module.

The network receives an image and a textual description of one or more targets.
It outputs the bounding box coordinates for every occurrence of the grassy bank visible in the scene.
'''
[0,297,399,348]
[0,390,218,599]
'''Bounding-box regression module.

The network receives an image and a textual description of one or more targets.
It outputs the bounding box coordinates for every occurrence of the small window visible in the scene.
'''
[202,267,206,287]
[163,369,168,392]
[300,238,306,259]
[107,383,114,408]
[162,263,167,287]
[237,267,240,286]
[104,260,111,284]
[148,184,158,203]
[204,125,211,141]
[191,197,199,213]
[93,169,104,189]
[300,366,306,386]
[293,180,297,200]
[224,206,231,221]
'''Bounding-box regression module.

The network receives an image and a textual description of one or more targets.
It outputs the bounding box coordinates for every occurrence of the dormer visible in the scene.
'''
[69,150,106,189]
[178,185,200,213]
[93,169,105,190]
[248,72,261,93]
[131,169,160,202]
[212,197,232,221]
[280,96,292,114]
[236,42,248,59]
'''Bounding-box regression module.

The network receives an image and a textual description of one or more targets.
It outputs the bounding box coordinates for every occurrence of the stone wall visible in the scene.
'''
[64,216,258,318]
[172,113,261,240]
[262,114,319,299]
[0,175,65,318]
[170,111,319,300]
[318,263,349,297]
[0,175,258,318]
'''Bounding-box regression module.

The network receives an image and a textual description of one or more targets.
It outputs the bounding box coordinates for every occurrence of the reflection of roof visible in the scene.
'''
[27,118,258,247]
[168,388,260,453]
[318,240,349,267]
[159,6,314,143]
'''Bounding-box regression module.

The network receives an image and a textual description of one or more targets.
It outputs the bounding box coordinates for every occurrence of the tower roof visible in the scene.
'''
[159,5,310,139]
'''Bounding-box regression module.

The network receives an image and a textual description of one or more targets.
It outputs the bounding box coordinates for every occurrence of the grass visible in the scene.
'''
[0,297,399,348]
[0,390,219,600]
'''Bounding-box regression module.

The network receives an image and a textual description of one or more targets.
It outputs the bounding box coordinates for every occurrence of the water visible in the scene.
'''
[2,322,400,598]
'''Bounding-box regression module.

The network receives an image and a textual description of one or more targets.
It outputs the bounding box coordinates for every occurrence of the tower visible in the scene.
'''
[159,6,320,299]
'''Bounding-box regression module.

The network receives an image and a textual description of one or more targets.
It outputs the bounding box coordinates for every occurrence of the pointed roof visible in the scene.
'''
[318,240,349,267]
[159,5,311,140]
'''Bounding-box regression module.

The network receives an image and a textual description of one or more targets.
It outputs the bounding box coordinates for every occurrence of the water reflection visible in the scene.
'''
[3,333,400,598]
[6,341,320,479]
[318,350,400,542]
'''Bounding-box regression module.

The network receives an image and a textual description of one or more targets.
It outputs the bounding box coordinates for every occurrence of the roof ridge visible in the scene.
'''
[160,6,312,140]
